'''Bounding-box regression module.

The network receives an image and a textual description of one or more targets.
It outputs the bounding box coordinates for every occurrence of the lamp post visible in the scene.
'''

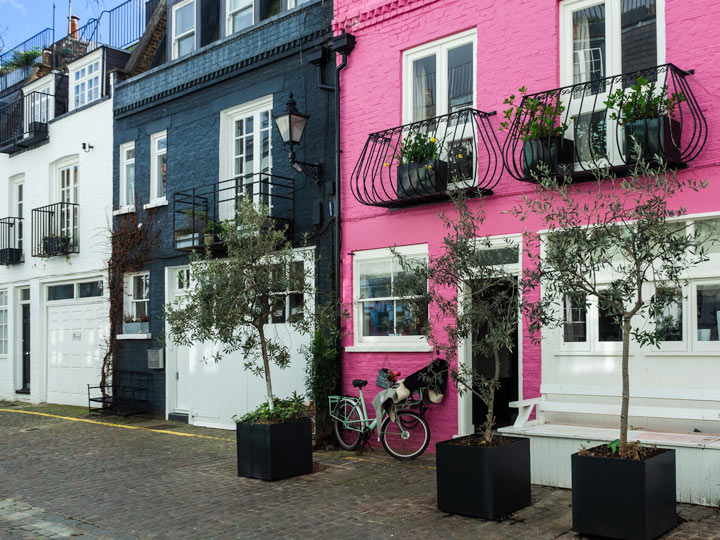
[273,93,321,181]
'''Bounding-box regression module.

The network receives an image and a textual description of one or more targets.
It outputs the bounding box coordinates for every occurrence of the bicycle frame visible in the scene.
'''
[329,386,425,435]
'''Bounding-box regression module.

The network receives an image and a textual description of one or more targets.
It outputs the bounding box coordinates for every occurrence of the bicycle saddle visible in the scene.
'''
[352,379,368,388]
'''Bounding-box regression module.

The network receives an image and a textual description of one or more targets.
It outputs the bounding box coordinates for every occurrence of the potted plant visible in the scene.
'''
[605,76,685,164]
[393,192,530,520]
[395,131,448,198]
[510,157,711,540]
[43,234,71,256]
[501,87,574,180]
[122,314,150,334]
[166,198,319,481]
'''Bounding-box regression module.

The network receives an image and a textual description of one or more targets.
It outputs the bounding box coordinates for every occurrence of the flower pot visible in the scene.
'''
[122,321,149,334]
[43,236,70,256]
[236,417,312,481]
[436,436,531,519]
[396,159,449,199]
[0,248,22,265]
[572,446,676,540]
[522,136,575,180]
[624,116,682,165]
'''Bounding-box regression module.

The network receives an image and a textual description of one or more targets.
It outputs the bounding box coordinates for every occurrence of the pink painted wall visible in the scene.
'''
[334,0,720,448]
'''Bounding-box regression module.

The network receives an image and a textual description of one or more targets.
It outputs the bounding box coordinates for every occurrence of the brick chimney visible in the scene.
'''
[69,15,80,38]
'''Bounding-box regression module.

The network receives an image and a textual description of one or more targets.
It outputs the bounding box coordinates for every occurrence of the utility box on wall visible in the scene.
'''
[148,349,164,369]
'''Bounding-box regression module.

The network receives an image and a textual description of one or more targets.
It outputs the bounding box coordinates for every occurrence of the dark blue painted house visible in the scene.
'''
[112,0,343,426]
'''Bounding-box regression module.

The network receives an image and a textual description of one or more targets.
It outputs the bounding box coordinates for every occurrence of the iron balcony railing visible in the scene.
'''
[31,202,79,258]
[0,91,61,152]
[0,217,24,265]
[0,28,54,91]
[501,64,707,182]
[173,173,295,251]
[350,108,502,208]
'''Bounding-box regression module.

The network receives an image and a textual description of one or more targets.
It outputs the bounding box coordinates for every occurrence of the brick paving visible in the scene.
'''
[1,401,719,540]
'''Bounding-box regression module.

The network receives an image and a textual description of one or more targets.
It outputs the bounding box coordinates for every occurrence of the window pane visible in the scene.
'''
[362,301,394,336]
[259,0,282,20]
[271,296,286,324]
[156,152,167,198]
[175,2,195,35]
[572,4,606,86]
[574,110,607,163]
[476,247,519,266]
[177,34,195,57]
[232,6,253,32]
[448,43,473,112]
[697,285,720,341]
[655,288,682,342]
[126,162,135,204]
[289,293,304,322]
[412,55,436,122]
[48,284,74,301]
[621,0,656,76]
[0,291,6,306]
[598,301,623,342]
[21,289,29,301]
[134,301,149,320]
[78,281,103,298]
[395,301,426,336]
[696,218,720,255]
[133,275,149,300]
[563,294,587,342]
[358,260,392,299]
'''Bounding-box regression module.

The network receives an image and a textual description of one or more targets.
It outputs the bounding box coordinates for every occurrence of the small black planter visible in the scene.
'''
[236,417,312,481]
[396,159,449,199]
[522,136,575,180]
[43,236,71,256]
[436,436,531,519]
[0,248,22,265]
[572,446,676,540]
[624,116,682,165]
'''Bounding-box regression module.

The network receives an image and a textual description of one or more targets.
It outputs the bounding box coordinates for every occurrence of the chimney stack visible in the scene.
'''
[69,15,80,39]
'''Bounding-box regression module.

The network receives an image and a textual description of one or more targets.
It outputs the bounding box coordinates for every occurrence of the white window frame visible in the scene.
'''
[172,0,196,60]
[348,244,431,353]
[69,51,102,111]
[402,29,477,124]
[0,290,8,357]
[226,0,254,36]
[149,131,168,205]
[11,175,24,253]
[119,142,136,211]
[288,0,312,8]
[124,272,150,321]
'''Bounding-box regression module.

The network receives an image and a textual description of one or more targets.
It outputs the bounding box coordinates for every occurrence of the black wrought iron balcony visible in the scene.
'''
[0,91,58,154]
[501,64,707,182]
[350,108,502,208]
[0,217,24,265]
[31,202,79,258]
[173,173,294,251]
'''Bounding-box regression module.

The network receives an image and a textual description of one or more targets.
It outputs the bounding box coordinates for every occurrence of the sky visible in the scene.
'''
[0,0,114,54]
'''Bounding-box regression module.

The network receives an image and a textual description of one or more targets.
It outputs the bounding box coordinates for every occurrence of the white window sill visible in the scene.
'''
[113,206,135,216]
[144,198,168,209]
[345,343,433,353]
[116,333,152,340]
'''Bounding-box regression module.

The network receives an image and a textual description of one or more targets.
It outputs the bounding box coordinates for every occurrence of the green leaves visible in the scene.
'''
[396,131,439,164]
[236,392,306,424]
[608,439,621,454]
[604,76,686,125]
[499,87,568,141]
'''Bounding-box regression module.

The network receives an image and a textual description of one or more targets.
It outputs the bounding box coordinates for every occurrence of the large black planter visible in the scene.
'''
[0,248,22,265]
[43,236,71,256]
[236,417,312,481]
[396,159,449,199]
[522,136,575,180]
[624,116,682,165]
[572,446,676,540]
[436,436,531,519]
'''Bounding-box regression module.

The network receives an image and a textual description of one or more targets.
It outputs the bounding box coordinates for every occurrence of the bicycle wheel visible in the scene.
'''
[380,411,430,460]
[333,399,362,451]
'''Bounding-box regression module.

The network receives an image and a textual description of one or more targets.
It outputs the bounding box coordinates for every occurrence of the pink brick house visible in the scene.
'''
[334,0,720,504]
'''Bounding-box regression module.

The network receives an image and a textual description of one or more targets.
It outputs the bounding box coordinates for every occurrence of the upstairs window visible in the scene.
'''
[150,131,167,202]
[226,0,310,37]
[173,0,196,59]
[228,0,253,33]
[119,142,135,209]
[73,59,101,109]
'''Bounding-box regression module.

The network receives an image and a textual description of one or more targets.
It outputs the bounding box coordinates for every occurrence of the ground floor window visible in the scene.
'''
[125,273,150,321]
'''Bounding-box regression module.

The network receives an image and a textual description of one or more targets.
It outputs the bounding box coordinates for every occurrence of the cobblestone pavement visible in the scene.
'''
[1,402,719,540]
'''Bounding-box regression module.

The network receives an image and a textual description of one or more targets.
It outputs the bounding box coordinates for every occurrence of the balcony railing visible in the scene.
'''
[31,202,79,258]
[350,108,502,208]
[0,91,61,153]
[501,64,707,182]
[173,173,295,251]
[0,28,54,92]
[0,217,24,265]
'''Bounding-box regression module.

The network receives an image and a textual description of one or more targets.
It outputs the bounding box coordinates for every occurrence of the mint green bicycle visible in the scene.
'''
[329,379,430,460]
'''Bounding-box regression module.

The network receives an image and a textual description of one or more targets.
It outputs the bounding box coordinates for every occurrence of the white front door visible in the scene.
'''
[167,267,191,413]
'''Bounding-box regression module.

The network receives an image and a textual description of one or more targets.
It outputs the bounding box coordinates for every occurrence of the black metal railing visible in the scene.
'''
[0,91,58,152]
[0,28,54,87]
[501,64,707,182]
[0,217,24,265]
[350,108,502,208]
[0,65,34,93]
[173,173,295,251]
[31,202,79,258]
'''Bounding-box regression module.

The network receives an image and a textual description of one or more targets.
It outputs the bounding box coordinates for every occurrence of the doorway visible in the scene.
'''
[18,288,30,393]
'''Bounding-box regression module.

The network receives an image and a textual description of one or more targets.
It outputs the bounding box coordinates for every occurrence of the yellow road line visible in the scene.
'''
[0,408,231,441]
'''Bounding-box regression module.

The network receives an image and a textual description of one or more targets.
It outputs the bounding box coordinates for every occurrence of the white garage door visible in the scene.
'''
[47,301,107,406]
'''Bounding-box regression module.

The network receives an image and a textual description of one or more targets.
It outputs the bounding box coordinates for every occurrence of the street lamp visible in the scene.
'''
[273,93,321,180]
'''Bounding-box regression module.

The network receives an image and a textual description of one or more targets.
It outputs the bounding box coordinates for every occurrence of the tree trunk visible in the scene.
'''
[620,318,632,454]
[258,325,275,410]
[483,346,501,444]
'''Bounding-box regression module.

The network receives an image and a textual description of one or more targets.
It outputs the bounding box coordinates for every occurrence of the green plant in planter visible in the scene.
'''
[2,47,42,71]
[604,76,685,125]
[236,392,306,424]
[500,86,568,142]
[395,132,448,197]
[396,131,439,164]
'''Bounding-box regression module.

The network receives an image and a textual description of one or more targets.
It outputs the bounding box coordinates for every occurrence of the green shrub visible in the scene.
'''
[236,392,306,424]
[304,330,338,413]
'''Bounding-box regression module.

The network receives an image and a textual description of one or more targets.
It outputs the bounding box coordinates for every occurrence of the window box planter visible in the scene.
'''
[436,436,531,519]
[624,116,682,165]
[522,136,575,180]
[122,321,150,334]
[236,417,312,481]
[572,446,676,540]
[396,159,449,199]
[0,248,22,265]
[42,236,71,256]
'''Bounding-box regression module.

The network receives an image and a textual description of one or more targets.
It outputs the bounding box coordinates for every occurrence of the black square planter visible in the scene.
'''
[0,248,22,265]
[522,136,575,180]
[572,446,676,540]
[396,159,449,199]
[436,436,531,519]
[43,236,71,256]
[624,116,682,165]
[236,417,312,481]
